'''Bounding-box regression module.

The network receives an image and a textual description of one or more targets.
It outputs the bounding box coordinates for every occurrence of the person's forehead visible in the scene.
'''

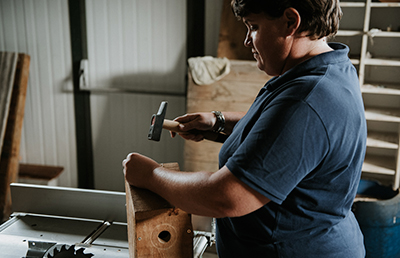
[242,12,262,22]
[243,12,274,24]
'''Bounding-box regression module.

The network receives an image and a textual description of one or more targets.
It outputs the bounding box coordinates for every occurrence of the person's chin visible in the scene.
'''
[255,59,264,71]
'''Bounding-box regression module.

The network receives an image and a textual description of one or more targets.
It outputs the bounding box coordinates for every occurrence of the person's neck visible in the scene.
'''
[281,36,333,74]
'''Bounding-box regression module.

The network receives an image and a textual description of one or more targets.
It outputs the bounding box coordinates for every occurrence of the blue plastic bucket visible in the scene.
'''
[353,180,400,258]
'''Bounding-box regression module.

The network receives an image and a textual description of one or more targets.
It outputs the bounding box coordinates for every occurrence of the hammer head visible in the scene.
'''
[148,101,168,141]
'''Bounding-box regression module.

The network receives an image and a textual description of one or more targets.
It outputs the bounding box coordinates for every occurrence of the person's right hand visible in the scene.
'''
[170,112,217,142]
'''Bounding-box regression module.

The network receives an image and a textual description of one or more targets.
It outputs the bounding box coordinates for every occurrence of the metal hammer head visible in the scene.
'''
[148,101,168,141]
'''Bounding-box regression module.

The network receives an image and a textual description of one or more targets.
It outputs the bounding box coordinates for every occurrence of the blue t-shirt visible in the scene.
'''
[217,43,367,258]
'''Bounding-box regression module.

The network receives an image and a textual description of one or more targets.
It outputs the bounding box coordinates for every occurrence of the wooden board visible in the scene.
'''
[18,163,64,180]
[0,53,30,222]
[217,0,253,60]
[184,60,271,172]
[125,162,193,258]
[0,52,18,156]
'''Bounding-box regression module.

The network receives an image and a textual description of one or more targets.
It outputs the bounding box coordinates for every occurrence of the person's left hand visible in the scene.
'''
[122,152,160,188]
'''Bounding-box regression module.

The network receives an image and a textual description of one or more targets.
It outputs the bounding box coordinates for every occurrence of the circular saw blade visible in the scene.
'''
[44,244,94,258]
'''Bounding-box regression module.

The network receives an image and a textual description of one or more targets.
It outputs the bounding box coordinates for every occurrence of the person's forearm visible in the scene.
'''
[123,153,269,218]
[146,168,229,218]
[143,165,269,218]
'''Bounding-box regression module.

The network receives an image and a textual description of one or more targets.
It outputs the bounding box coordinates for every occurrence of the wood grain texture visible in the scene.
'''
[184,60,271,172]
[125,162,193,258]
[0,53,30,222]
[217,0,253,60]
[18,163,63,180]
[0,52,18,156]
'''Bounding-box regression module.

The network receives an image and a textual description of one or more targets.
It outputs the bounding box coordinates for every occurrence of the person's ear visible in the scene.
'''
[283,8,301,36]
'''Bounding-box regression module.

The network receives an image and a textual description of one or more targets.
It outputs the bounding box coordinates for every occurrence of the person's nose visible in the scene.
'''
[244,31,252,48]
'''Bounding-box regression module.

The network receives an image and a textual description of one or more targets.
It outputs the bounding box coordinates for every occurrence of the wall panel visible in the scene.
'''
[0,0,219,191]
[85,0,186,93]
[0,0,77,187]
[85,0,187,191]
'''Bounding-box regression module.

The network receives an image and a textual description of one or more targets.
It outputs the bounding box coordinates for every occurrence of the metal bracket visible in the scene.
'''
[79,59,89,89]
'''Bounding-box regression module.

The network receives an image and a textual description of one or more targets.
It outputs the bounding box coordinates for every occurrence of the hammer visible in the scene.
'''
[148,101,227,143]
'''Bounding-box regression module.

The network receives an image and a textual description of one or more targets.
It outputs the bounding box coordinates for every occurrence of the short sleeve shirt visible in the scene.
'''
[216,43,366,258]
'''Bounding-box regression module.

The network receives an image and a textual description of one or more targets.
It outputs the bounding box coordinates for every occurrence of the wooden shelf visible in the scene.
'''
[362,84,400,95]
[336,30,400,38]
[367,131,399,149]
[336,30,364,36]
[364,57,400,66]
[365,107,400,123]
[351,59,360,65]
[368,31,400,37]
[362,154,396,176]
[340,2,366,7]
[342,0,400,189]
[370,2,400,7]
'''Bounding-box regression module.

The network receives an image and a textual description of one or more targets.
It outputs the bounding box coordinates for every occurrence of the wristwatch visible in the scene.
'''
[212,111,225,133]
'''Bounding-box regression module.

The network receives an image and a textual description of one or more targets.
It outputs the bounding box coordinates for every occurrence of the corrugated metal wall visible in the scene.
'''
[0,0,77,187]
[85,0,187,191]
[0,0,223,191]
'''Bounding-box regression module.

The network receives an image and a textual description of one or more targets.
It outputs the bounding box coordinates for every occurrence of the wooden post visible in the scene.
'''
[125,163,193,258]
[0,53,30,222]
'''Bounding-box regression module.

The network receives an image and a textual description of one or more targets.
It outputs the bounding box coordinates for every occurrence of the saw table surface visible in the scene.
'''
[0,213,129,257]
[0,183,217,257]
[0,183,130,257]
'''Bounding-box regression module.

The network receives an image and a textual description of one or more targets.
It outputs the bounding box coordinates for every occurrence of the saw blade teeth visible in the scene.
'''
[60,244,68,252]
[44,244,94,258]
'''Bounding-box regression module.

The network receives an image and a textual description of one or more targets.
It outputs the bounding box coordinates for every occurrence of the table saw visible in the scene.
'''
[0,183,215,257]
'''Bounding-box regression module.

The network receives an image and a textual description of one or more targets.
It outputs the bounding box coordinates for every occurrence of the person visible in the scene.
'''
[123,0,367,257]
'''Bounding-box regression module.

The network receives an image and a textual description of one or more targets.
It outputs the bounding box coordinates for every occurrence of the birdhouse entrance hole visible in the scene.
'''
[158,230,171,243]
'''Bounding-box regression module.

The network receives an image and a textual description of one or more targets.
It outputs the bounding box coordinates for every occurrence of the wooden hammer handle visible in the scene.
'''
[162,119,185,133]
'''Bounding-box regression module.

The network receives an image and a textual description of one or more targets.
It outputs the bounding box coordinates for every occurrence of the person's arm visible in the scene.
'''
[172,111,246,142]
[123,152,270,218]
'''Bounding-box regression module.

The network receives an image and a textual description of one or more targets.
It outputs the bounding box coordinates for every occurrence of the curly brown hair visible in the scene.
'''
[231,0,342,39]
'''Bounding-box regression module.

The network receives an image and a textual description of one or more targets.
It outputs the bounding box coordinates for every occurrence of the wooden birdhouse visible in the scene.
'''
[125,163,193,258]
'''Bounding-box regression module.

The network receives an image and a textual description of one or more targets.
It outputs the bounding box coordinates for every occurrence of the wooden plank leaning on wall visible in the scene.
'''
[0,53,30,223]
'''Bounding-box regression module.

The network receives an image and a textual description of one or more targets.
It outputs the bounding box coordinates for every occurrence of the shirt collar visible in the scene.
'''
[264,42,350,92]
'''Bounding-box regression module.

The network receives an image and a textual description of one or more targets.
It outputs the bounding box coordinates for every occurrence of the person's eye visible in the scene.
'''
[250,25,258,31]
